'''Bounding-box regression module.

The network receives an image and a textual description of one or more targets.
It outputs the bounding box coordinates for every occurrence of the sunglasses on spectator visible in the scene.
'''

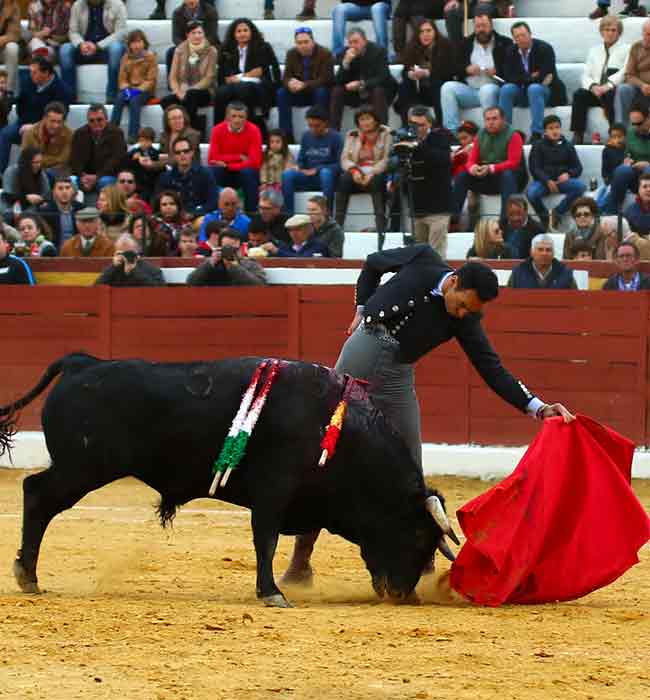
[88,117,106,123]
[174,148,192,154]
[119,178,135,184]
[574,211,592,218]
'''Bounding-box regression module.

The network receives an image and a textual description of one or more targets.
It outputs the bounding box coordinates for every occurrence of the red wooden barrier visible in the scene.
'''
[1,286,648,447]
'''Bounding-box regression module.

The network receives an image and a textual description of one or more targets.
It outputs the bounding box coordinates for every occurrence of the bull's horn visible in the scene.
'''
[438,537,456,562]
[425,496,461,546]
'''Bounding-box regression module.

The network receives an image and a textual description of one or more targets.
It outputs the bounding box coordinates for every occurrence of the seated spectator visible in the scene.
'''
[70,103,126,199]
[308,194,344,258]
[569,239,595,261]
[151,190,192,252]
[335,106,391,235]
[96,183,128,239]
[296,0,316,21]
[95,233,165,287]
[624,172,650,237]
[602,105,650,214]
[602,241,650,290]
[208,101,262,215]
[501,195,544,258]
[0,69,11,130]
[13,213,57,257]
[126,127,161,201]
[0,227,35,284]
[452,107,526,223]
[39,175,82,249]
[467,218,514,259]
[562,197,607,260]
[0,56,71,174]
[441,12,509,137]
[175,225,200,258]
[60,205,114,256]
[0,0,20,94]
[156,137,218,218]
[197,218,227,256]
[0,217,18,244]
[160,20,218,135]
[60,0,127,103]
[260,129,296,192]
[278,213,329,257]
[20,101,72,182]
[189,227,266,286]
[116,169,152,216]
[128,213,170,257]
[159,104,201,168]
[526,115,586,231]
[331,1,389,58]
[27,0,71,63]
[499,22,567,142]
[150,0,217,21]
[394,19,455,128]
[1,147,51,224]
[165,0,219,81]
[571,16,629,144]
[278,27,334,143]
[213,18,281,126]
[256,189,289,244]
[330,27,397,131]
[616,19,650,125]
[110,29,157,145]
[282,106,342,216]
[597,122,626,209]
[507,234,577,289]
[199,188,251,241]
[246,216,281,258]
[452,120,479,178]
[443,1,503,46]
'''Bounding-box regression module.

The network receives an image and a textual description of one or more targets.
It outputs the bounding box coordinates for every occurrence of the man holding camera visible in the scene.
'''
[392,105,452,257]
[94,233,164,287]
[188,226,266,286]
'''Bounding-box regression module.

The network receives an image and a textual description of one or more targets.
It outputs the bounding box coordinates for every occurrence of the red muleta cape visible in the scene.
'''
[449,415,650,606]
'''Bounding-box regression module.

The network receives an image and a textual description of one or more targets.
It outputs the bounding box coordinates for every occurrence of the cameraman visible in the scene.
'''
[95,234,165,287]
[391,105,452,257]
[187,228,266,286]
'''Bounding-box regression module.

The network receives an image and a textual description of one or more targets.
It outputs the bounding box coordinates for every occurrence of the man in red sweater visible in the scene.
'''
[207,101,263,215]
[451,106,526,222]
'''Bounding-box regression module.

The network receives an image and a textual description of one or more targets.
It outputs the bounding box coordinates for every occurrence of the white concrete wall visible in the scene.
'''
[3,432,650,479]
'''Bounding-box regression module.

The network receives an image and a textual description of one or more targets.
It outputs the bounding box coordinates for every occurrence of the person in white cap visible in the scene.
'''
[276,214,329,257]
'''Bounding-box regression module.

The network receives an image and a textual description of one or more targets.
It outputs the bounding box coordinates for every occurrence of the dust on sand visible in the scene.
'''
[0,470,649,700]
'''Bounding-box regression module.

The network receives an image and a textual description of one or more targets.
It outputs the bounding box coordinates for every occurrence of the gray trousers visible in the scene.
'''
[335,323,422,468]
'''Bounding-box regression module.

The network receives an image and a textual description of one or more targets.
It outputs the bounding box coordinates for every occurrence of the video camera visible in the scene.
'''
[388,125,419,172]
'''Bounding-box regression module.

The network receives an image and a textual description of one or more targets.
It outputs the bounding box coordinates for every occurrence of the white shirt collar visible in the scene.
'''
[431,271,454,297]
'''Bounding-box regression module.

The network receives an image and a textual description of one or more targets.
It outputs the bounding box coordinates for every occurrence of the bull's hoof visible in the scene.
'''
[280,565,314,587]
[262,594,293,608]
[13,559,41,594]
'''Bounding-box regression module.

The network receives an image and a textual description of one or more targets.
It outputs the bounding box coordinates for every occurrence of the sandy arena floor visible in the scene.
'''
[0,469,649,700]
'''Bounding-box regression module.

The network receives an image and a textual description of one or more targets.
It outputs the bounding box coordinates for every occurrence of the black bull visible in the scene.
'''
[0,353,457,607]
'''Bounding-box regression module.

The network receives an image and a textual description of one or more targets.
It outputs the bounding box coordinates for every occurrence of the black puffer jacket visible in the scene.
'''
[528,136,583,183]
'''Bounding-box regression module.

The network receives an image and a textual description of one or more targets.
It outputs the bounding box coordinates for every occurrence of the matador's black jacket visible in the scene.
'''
[355,244,536,413]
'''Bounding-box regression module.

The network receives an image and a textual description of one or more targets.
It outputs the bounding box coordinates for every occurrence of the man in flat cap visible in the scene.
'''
[59,206,115,257]
[277,213,330,257]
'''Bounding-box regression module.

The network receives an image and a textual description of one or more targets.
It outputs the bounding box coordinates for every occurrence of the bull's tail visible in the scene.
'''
[0,353,99,459]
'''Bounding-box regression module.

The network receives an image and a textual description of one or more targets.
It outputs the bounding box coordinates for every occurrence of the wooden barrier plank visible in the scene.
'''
[109,346,286,362]
[0,339,106,363]
[110,287,290,317]
[0,317,101,340]
[0,286,102,314]
[487,332,640,364]
[484,307,643,336]
[110,317,288,348]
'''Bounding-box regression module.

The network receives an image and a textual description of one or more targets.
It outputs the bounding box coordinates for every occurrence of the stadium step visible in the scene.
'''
[126,0,620,22]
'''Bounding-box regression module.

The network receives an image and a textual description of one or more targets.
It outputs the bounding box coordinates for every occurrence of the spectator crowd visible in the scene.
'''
[2,0,650,292]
